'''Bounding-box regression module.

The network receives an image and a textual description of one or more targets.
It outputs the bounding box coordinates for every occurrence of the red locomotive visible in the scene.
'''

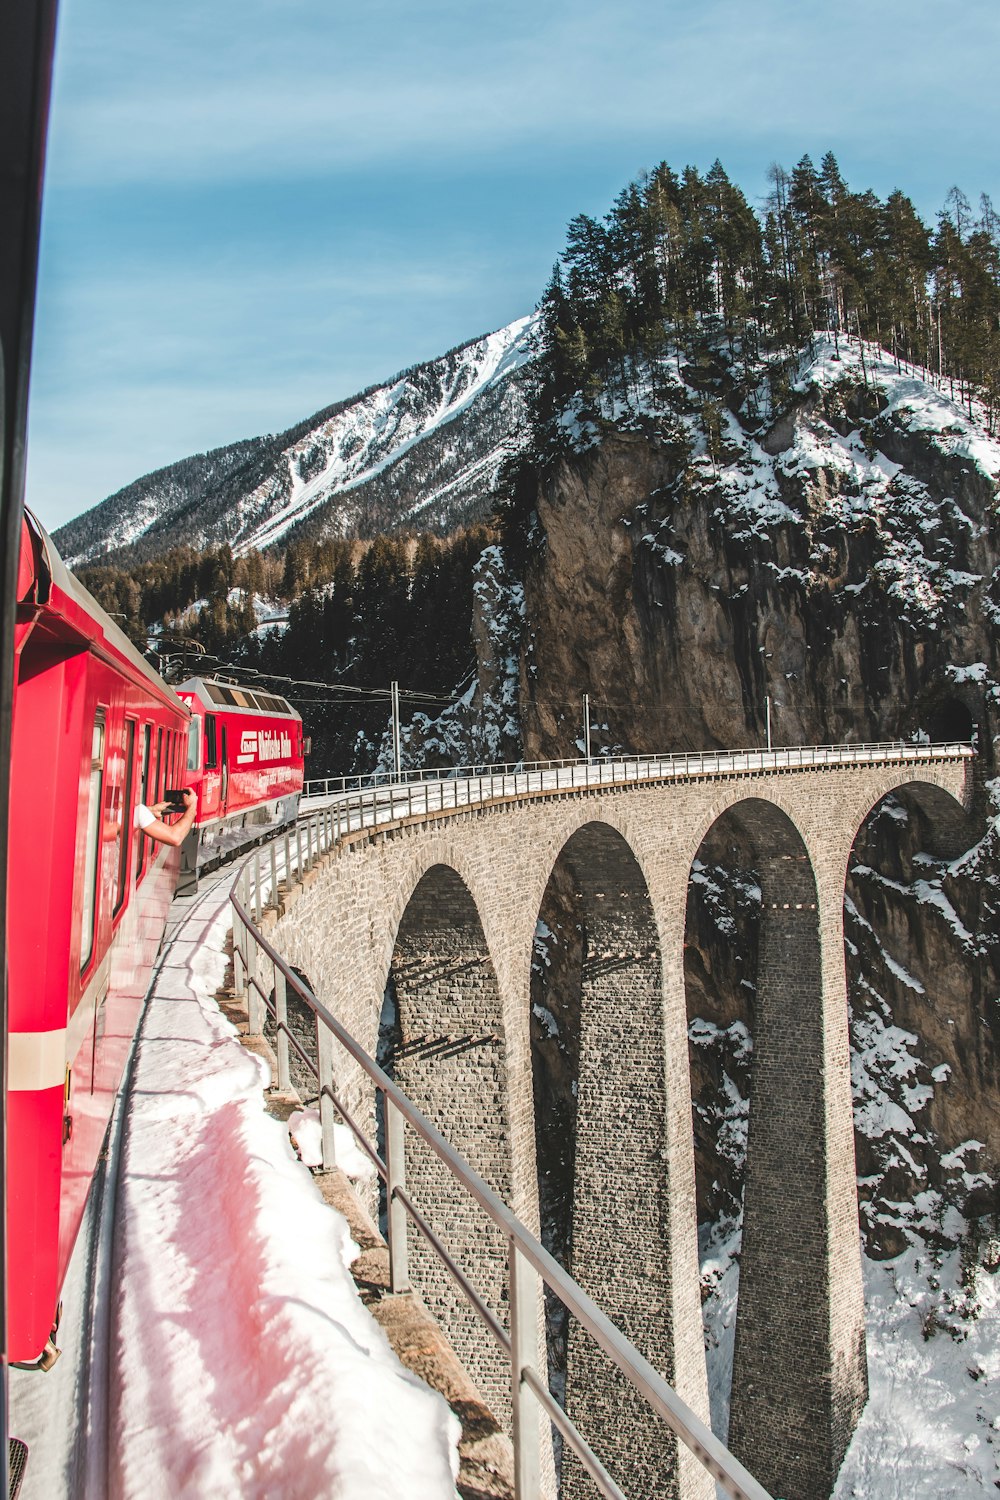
[172,675,305,888]
[9,511,191,1364]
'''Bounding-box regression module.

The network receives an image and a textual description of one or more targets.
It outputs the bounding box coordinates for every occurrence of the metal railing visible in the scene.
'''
[230,828,771,1500]
[301,738,971,822]
[234,741,972,1499]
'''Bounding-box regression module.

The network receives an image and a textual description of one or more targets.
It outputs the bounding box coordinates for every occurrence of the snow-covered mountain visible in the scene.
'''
[55,316,538,566]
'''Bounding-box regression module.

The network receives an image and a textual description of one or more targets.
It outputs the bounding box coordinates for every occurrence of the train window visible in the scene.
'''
[156,728,164,802]
[136,724,152,879]
[204,714,218,768]
[187,717,202,771]
[114,719,136,916]
[80,711,106,973]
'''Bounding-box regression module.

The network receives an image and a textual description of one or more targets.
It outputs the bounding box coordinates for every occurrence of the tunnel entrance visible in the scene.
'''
[921,694,975,744]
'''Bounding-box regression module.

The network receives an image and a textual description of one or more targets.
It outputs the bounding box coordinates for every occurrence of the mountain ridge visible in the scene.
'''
[54,315,537,568]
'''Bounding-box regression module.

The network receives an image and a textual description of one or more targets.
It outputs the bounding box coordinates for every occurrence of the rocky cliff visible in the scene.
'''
[510,336,1000,1259]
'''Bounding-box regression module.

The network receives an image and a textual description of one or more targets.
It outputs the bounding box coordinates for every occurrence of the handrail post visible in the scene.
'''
[233,933,246,1002]
[254,850,262,924]
[284,828,291,886]
[317,1018,337,1169]
[384,1095,410,1293]
[274,964,291,1094]
[247,934,263,1035]
[295,822,303,881]
[509,1239,542,1499]
[269,839,278,911]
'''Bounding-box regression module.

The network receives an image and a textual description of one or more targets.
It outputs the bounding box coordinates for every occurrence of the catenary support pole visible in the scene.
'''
[391,680,402,777]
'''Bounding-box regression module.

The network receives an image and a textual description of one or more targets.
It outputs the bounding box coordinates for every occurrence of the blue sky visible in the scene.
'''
[28,0,1000,531]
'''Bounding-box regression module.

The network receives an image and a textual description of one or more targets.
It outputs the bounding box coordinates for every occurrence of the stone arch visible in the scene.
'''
[532,819,703,1500]
[387,860,512,1418]
[683,795,867,1500]
[849,774,978,867]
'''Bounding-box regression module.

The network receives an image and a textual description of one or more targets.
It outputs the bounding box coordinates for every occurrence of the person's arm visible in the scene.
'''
[137,788,198,848]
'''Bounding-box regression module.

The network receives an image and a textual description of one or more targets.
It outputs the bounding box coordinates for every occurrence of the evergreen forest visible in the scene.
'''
[79,529,489,771]
[531,152,1000,448]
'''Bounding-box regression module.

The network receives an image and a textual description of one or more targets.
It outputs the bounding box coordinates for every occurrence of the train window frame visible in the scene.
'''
[80,709,107,974]
[155,727,164,804]
[136,723,152,880]
[187,717,202,772]
[204,714,218,769]
[113,718,137,917]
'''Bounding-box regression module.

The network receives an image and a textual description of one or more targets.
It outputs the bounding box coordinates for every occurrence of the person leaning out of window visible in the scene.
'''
[133,788,198,847]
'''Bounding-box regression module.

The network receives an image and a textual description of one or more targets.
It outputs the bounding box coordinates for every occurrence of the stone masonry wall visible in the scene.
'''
[391,864,513,1419]
[558,823,698,1500]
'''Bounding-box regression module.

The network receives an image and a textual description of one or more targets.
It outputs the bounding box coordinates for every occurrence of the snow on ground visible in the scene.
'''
[110,871,459,1499]
[834,1245,1000,1498]
[700,1232,1000,1497]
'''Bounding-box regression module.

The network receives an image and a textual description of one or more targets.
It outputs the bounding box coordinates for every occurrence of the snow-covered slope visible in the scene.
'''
[55,315,538,566]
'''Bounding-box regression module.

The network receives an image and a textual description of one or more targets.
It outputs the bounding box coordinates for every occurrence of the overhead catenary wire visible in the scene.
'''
[169,655,477,708]
[160,643,681,717]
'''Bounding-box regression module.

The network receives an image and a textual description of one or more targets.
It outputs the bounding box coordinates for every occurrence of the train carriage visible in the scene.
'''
[9,512,191,1364]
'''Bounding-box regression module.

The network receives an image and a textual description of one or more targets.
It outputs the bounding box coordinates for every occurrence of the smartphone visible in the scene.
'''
[164,787,191,809]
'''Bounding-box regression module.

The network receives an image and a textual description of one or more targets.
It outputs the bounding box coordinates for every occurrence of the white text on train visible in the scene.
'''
[237,729,292,764]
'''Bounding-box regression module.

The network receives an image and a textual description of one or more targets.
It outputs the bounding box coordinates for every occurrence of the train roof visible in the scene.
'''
[175,676,302,721]
[21,510,189,716]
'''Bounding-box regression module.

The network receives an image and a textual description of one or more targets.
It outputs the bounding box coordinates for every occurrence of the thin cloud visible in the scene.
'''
[50,0,998,187]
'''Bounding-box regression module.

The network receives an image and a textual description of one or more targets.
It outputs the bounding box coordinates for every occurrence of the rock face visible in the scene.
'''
[516,337,1000,1249]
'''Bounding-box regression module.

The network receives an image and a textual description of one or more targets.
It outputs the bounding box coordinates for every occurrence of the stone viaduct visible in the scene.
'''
[267,748,974,1500]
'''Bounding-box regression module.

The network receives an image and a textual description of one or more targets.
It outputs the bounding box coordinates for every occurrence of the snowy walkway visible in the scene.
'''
[14,866,460,1500]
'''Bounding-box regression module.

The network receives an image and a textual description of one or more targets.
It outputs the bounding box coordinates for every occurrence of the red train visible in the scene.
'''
[9,511,191,1364]
[173,675,305,889]
[8,518,308,1365]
